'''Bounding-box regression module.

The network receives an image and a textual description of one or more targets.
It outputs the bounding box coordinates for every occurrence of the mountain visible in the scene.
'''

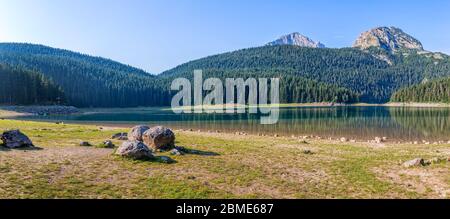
[353,26,423,52]
[0,43,170,107]
[391,76,450,103]
[161,44,450,103]
[267,32,325,48]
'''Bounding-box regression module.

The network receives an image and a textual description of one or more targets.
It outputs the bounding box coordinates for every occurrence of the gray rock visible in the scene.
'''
[142,126,175,151]
[128,125,150,141]
[170,148,184,156]
[80,141,91,147]
[115,141,154,160]
[374,137,384,144]
[111,132,128,140]
[303,149,314,155]
[403,158,426,168]
[1,130,34,148]
[102,140,115,148]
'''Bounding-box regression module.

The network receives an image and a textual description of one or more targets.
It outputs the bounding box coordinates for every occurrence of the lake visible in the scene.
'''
[17,106,450,142]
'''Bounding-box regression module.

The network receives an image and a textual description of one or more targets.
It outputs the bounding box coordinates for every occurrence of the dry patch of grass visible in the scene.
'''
[0,120,449,199]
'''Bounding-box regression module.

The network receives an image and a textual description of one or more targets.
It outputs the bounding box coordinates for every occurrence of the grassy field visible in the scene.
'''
[0,119,448,199]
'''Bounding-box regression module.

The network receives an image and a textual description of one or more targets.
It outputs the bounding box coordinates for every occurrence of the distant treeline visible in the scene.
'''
[391,77,450,103]
[0,64,65,105]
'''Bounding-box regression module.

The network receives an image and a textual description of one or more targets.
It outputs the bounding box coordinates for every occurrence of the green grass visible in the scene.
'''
[0,119,448,199]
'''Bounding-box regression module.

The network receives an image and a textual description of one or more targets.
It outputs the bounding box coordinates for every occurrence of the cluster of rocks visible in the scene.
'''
[0,130,34,148]
[402,157,449,168]
[1,105,79,116]
[115,125,178,161]
[111,132,128,140]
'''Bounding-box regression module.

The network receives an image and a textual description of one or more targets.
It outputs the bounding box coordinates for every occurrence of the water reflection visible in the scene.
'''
[17,106,450,141]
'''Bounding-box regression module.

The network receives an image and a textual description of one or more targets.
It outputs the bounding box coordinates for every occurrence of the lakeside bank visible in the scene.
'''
[0,119,448,198]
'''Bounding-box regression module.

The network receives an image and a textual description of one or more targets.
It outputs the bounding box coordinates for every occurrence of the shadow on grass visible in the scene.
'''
[115,154,177,164]
[176,146,220,156]
[0,145,43,152]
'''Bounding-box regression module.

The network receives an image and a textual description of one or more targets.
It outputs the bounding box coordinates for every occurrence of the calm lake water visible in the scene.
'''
[17,106,450,141]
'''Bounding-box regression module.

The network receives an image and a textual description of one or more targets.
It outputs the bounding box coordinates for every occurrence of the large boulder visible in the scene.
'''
[1,130,34,148]
[143,126,175,151]
[115,141,154,160]
[128,125,150,141]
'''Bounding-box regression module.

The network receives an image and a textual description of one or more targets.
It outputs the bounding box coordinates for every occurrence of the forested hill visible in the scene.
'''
[0,43,170,107]
[161,45,450,103]
[0,43,361,107]
[0,64,65,105]
[0,43,150,76]
[391,77,450,103]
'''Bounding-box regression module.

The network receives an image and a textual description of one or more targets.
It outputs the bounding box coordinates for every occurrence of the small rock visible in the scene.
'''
[170,148,184,156]
[302,150,314,155]
[80,141,91,147]
[403,158,426,168]
[340,137,347,142]
[111,132,128,140]
[102,140,115,148]
[374,137,383,144]
[1,130,34,148]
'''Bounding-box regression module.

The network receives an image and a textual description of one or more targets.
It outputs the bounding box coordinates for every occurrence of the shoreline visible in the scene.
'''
[13,118,450,145]
[2,102,450,118]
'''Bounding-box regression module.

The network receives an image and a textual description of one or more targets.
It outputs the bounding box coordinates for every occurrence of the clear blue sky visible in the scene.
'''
[1,0,449,73]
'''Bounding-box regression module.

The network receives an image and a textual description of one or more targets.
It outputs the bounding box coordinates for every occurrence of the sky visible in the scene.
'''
[0,0,449,74]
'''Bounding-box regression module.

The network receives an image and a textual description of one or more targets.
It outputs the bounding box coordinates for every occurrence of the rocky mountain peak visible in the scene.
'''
[353,26,423,52]
[267,32,325,48]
